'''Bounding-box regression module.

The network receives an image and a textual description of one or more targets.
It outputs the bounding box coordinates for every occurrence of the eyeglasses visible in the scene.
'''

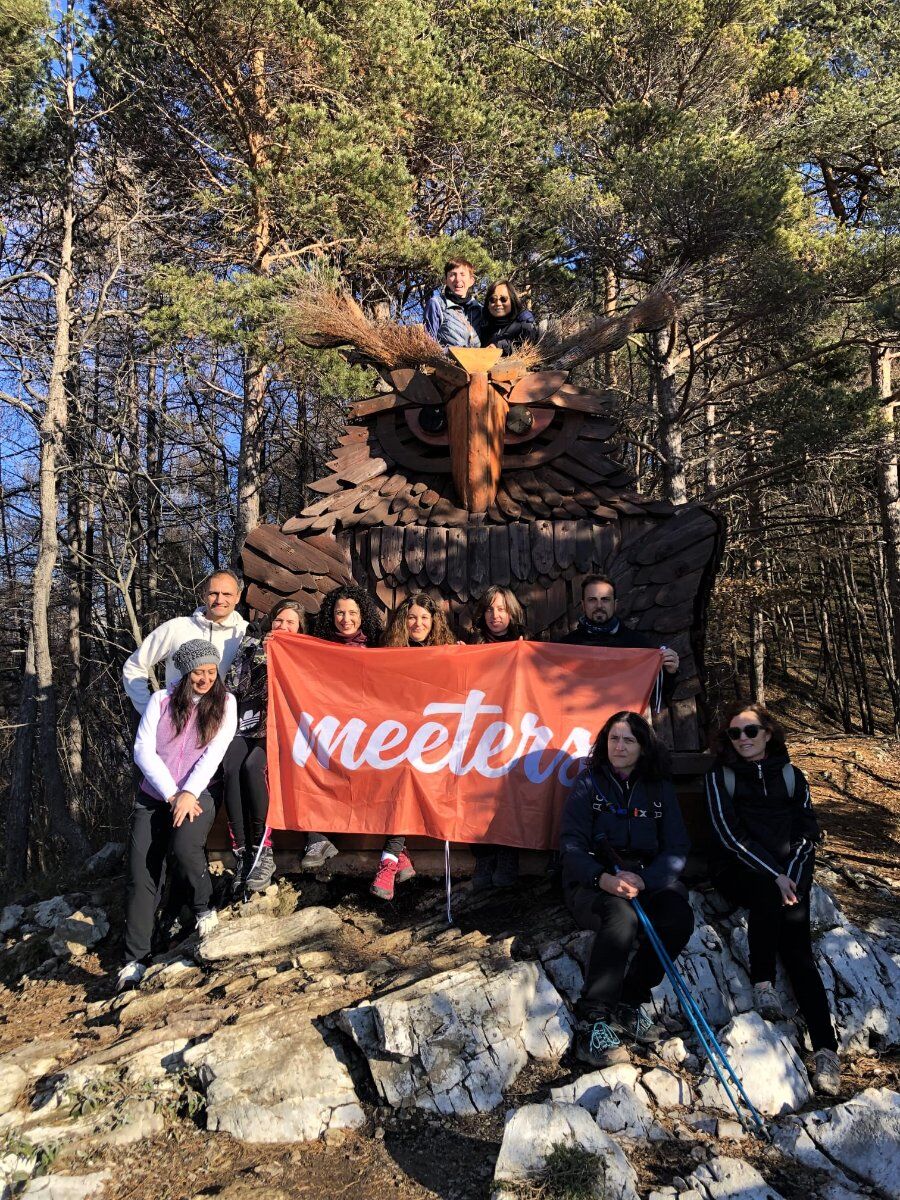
[728,724,763,740]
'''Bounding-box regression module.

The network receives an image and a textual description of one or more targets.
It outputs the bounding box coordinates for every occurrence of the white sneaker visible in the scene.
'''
[195,910,218,939]
[812,1048,841,1096]
[753,981,784,1021]
[116,961,146,993]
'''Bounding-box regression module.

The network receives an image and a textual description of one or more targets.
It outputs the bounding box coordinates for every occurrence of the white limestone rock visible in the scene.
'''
[642,1066,693,1108]
[550,1064,640,1111]
[183,1003,364,1143]
[797,1087,900,1195]
[30,897,76,929]
[689,1157,784,1200]
[492,1102,640,1200]
[339,959,572,1115]
[18,1172,111,1199]
[0,1038,73,1131]
[815,925,900,1052]
[197,906,343,963]
[48,908,109,958]
[594,1081,668,1141]
[83,842,125,878]
[696,1011,812,1116]
[0,905,24,938]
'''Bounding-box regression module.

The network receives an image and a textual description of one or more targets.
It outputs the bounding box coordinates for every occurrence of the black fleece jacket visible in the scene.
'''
[705,754,819,893]
[559,764,691,893]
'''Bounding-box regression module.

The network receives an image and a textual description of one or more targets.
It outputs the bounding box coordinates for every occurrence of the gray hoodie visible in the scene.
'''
[122,606,248,714]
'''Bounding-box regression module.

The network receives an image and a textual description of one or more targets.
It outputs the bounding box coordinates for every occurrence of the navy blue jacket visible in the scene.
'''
[560,764,690,893]
[479,308,537,355]
[705,755,819,892]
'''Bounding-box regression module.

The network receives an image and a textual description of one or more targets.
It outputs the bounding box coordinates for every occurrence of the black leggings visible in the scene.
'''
[222,735,269,849]
[124,790,215,962]
[567,883,694,1019]
[715,865,837,1052]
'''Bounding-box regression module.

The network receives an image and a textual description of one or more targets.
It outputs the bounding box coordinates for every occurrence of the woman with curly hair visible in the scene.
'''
[367,593,457,898]
[706,702,839,1095]
[559,710,692,1067]
[469,586,527,889]
[300,585,384,872]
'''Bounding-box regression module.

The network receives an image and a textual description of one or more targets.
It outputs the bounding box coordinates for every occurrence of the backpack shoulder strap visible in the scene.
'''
[782,764,796,798]
[722,765,736,799]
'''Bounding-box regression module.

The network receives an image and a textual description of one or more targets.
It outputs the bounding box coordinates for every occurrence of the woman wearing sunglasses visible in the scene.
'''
[705,702,839,1095]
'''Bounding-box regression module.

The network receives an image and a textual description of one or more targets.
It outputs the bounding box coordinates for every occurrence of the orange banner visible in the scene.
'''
[266,635,662,849]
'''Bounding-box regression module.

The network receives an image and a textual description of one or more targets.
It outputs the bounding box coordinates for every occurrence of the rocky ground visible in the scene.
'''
[1,735,898,1200]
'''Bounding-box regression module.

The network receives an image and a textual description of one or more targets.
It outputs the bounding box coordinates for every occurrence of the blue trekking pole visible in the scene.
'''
[630,893,768,1139]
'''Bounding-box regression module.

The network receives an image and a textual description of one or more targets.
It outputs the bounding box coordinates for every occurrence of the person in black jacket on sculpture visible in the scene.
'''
[560,575,679,709]
[560,710,693,1068]
[479,280,537,356]
[705,702,840,1096]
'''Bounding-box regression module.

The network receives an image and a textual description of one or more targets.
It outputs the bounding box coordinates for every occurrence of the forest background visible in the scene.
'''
[1,0,898,883]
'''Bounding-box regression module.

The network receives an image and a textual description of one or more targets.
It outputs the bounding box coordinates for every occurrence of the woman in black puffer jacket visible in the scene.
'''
[560,710,693,1069]
[705,701,839,1096]
[479,280,537,355]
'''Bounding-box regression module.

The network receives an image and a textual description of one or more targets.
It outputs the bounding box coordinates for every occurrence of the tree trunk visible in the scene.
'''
[872,346,900,731]
[29,0,91,860]
[5,633,38,884]
[651,327,687,505]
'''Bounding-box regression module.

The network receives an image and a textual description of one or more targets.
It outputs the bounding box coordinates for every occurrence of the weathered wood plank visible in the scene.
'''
[447,527,468,594]
[404,525,427,576]
[531,519,555,575]
[245,523,344,578]
[575,522,595,573]
[553,520,578,569]
[495,486,523,520]
[426,527,448,585]
[350,393,409,419]
[489,525,511,586]
[508,371,568,405]
[509,523,531,580]
[468,525,491,592]
[380,525,405,576]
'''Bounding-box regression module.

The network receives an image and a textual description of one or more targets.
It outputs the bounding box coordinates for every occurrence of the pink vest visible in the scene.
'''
[140,696,208,800]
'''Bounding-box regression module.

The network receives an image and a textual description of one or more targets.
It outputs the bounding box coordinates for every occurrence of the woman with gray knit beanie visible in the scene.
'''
[117,638,237,993]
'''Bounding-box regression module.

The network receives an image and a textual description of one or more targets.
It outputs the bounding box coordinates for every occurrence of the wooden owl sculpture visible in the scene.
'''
[241,293,723,758]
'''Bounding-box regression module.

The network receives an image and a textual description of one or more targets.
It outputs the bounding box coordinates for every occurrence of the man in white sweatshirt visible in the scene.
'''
[123,570,249,715]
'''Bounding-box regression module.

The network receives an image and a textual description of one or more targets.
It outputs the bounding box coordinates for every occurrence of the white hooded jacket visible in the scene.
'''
[122,606,248,714]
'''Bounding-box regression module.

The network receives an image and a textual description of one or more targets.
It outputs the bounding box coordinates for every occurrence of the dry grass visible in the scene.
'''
[536,291,676,370]
[289,285,447,370]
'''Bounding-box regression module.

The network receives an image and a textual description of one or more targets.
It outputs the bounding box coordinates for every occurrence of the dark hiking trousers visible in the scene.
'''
[715,865,837,1052]
[124,789,215,963]
[222,735,270,850]
[566,883,694,1019]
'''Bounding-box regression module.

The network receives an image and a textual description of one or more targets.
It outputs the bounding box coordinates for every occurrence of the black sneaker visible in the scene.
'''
[246,846,276,892]
[301,838,339,869]
[471,855,496,892]
[492,848,520,888]
[614,1002,664,1045]
[228,848,247,901]
[575,1016,630,1068]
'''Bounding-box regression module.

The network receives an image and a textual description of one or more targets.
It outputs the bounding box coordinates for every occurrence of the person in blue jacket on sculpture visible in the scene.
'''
[560,710,693,1068]
[423,258,482,349]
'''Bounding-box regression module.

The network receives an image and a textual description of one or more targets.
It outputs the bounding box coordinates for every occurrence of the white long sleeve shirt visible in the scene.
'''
[122,607,248,714]
[134,689,237,802]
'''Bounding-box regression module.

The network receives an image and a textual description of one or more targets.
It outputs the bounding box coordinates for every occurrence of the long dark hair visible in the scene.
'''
[169,671,228,747]
[471,585,526,643]
[714,701,788,763]
[483,279,524,326]
[313,584,384,645]
[383,592,456,647]
[590,710,671,781]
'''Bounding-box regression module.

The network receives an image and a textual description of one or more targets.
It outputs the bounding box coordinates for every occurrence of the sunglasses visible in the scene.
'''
[728,724,764,740]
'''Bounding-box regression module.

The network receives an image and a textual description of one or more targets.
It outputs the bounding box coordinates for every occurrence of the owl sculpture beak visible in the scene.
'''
[445,347,509,513]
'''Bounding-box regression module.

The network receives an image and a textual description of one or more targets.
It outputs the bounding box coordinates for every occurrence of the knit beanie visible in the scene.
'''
[173,639,221,675]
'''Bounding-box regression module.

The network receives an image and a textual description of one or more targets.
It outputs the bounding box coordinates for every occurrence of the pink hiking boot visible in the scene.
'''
[370,857,399,899]
[396,850,416,883]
